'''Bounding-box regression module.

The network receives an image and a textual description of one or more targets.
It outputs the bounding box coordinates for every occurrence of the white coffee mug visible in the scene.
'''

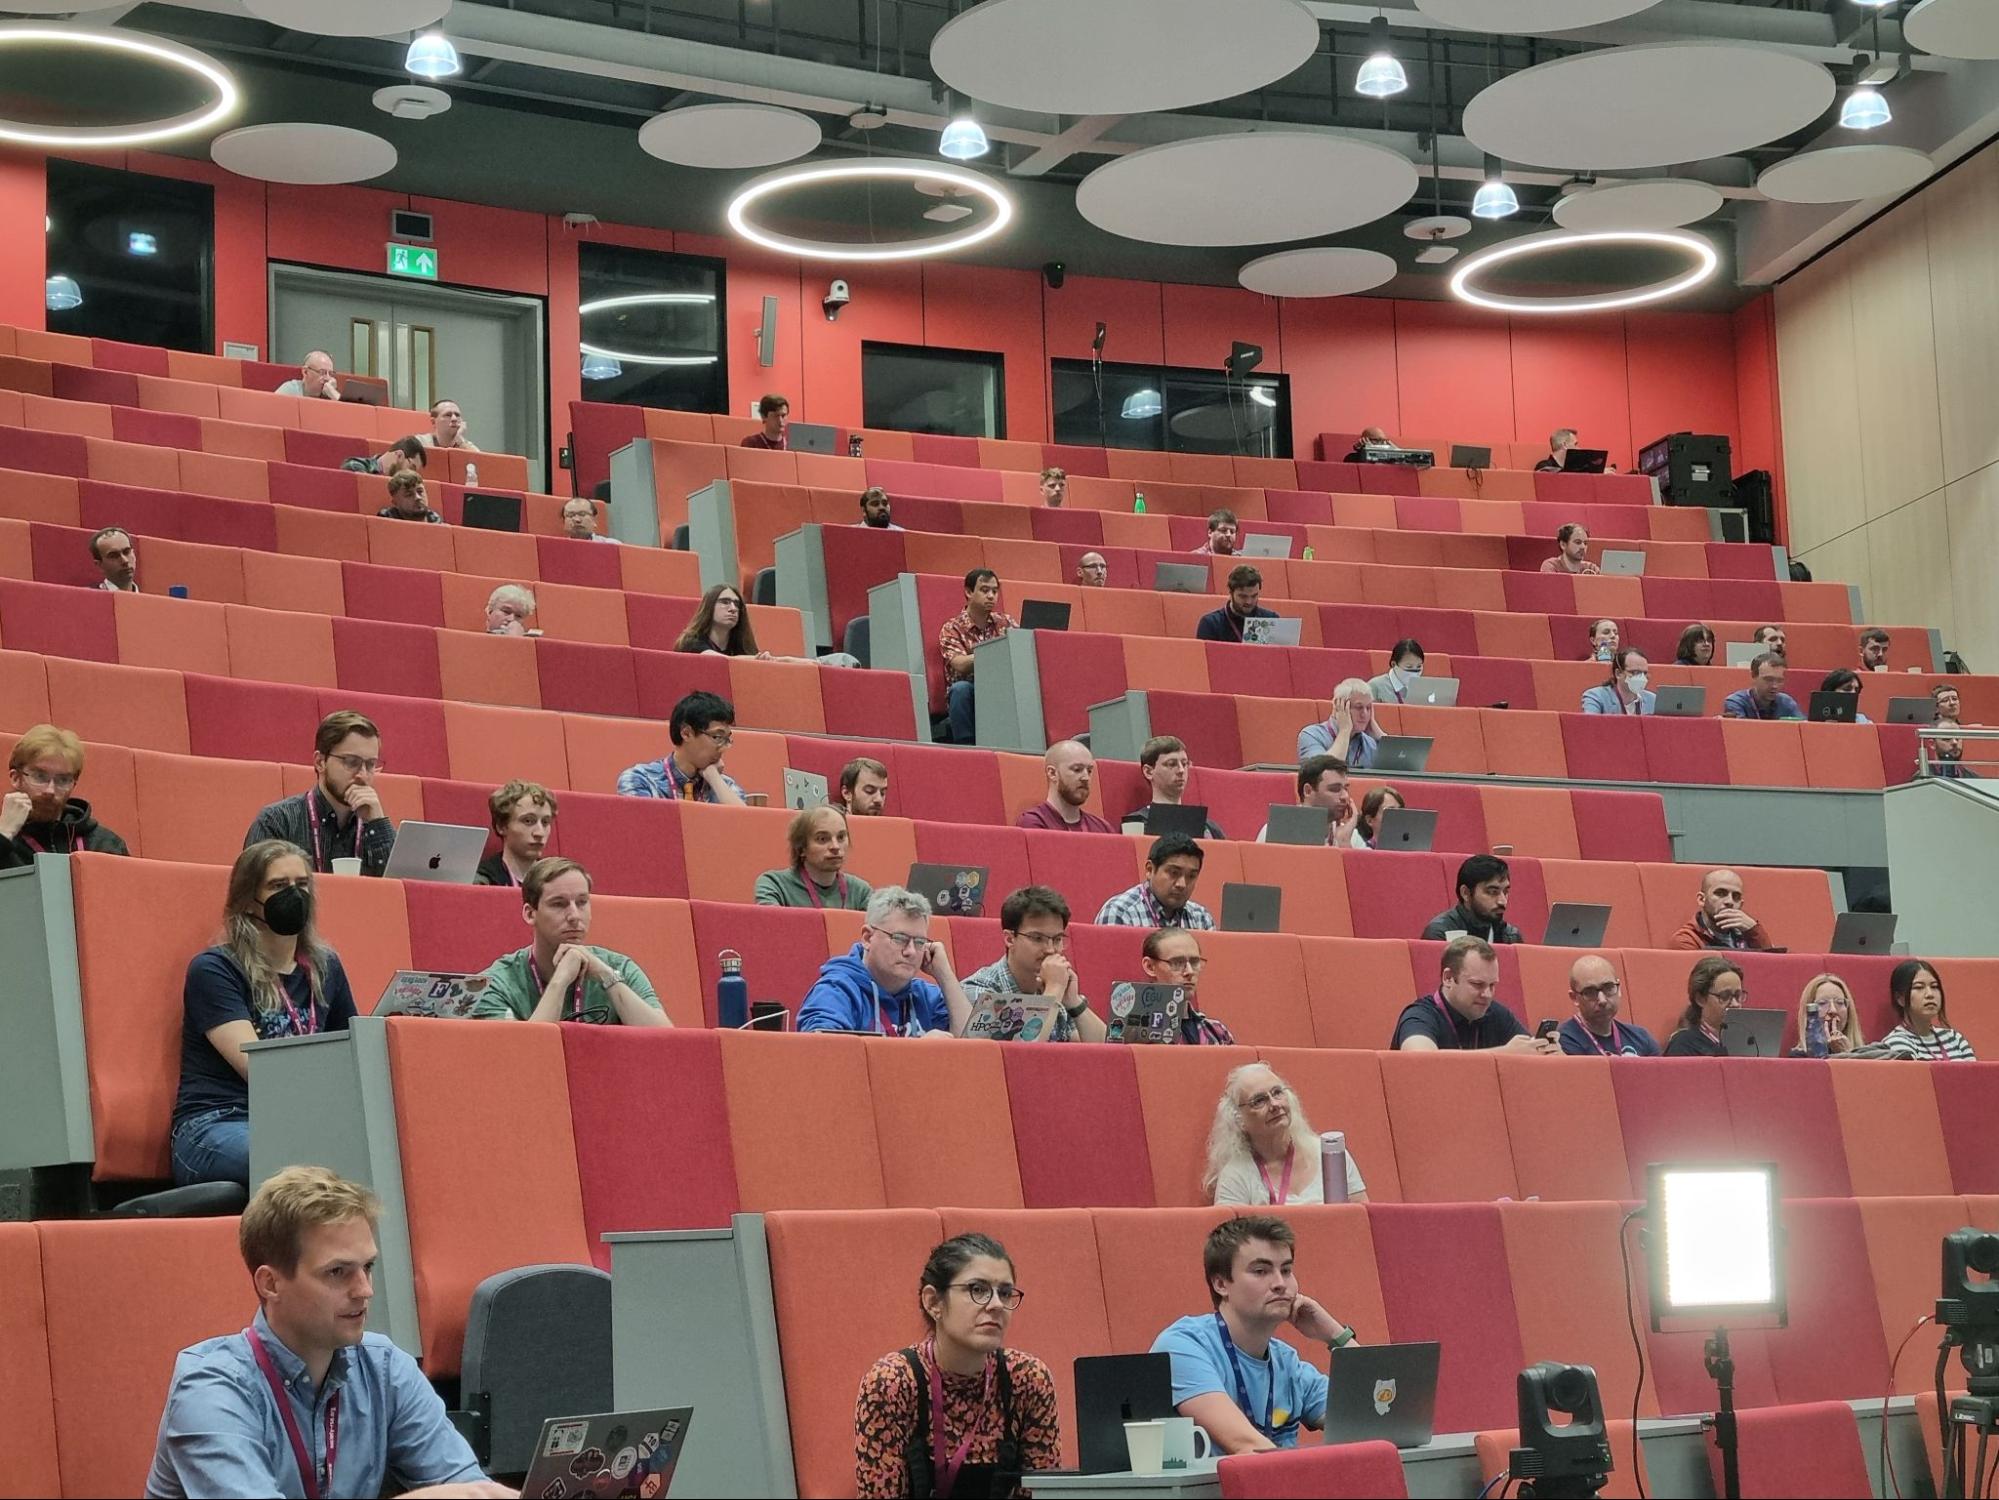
[1158,1415,1212,1468]
[330,857,363,876]
[1122,1419,1166,1473]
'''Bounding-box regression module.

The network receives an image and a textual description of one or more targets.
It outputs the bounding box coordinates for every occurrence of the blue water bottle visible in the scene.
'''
[717,948,749,1029]
[1804,1002,1827,1058]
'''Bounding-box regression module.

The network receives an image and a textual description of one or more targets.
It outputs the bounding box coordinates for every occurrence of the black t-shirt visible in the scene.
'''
[1391,992,1526,1051]
[1664,1026,1724,1057]
[173,947,356,1125]
[474,851,516,887]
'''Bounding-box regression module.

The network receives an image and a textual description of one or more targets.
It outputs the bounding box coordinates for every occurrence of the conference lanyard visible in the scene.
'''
[874,981,911,1038]
[1578,1021,1624,1057]
[925,1338,995,1498]
[305,790,361,871]
[18,826,71,854]
[1699,1021,1722,1047]
[275,967,319,1038]
[245,1329,338,1500]
[529,952,587,1021]
[1255,1144,1295,1206]
[1215,1312,1277,1440]
[802,871,848,909]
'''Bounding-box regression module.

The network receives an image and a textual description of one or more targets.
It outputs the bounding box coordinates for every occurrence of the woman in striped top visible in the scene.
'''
[1879,959,1978,1061]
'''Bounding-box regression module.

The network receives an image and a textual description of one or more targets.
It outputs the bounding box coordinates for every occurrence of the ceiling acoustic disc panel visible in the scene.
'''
[1905,0,1999,61]
[639,102,821,169]
[212,122,397,184]
[0,1,133,11]
[244,0,451,37]
[1552,177,1724,230]
[1463,42,1834,171]
[930,0,1319,116]
[1078,133,1417,247]
[1757,145,1934,205]
[1416,0,1664,31]
[1240,246,1398,297]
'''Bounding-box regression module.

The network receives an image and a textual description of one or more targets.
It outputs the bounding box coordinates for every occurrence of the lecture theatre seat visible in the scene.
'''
[1711,1399,1873,1499]
[1473,1420,1653,1500]
[1218,1440,1409,1498]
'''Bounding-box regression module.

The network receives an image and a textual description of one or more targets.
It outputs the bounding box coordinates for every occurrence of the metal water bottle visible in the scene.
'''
[465,462,479,486]
[1804,1003,1827,1058]
[1320,1131,1349,1204]
[717,949,749,1029]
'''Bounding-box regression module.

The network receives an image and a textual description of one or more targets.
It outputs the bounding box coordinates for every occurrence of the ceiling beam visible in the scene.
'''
[1010,115,1125,178]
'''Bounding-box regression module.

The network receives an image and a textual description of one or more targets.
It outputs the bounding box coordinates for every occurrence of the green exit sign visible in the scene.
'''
[387,243,439,281]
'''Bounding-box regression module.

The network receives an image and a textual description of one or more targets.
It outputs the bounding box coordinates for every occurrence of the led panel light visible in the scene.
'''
[0,25,237,147]
[1646,1164,1786,1328]
[727,160,1014,262]
[1451,228,1718,314]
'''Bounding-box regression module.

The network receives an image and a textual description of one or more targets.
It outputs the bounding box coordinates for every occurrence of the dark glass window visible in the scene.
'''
[862,342,1004,437]
[577,242,726,412]
[1051,358,1290,457]
[44,159,213,352]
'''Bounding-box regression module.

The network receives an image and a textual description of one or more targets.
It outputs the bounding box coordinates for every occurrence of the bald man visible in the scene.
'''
[1014,739,1114,833]
[1669,869,1772,951]
[1557,953,1659,1056]
[275,351,340,401]
[1075,552,1109,588]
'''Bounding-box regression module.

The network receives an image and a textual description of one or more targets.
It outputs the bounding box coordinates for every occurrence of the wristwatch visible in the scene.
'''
[1064,996,1089,1020]
[1328,1327,1356,1350]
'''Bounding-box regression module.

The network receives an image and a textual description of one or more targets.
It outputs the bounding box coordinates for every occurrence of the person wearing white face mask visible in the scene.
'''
[1581,648,1655,716]
[1368,638,1425,705]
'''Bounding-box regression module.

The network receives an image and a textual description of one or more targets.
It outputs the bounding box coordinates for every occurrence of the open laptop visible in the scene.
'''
[1562,448,1610,474]
[1720,1007,1788,1059]
[1725,641,1762,668]
[1809,691,1858,724]
[907,861,989,917]
[1370,736,1433,774]
[1600,549,1646,576]
[784,422,838,454]
[1374,807,1438,851]
[462,492,523,532]
[1830,910,1898,955]
[1142,803,1210,838]
[520,1407,693,1499]
[962,991,1064,1043]
[1152,561,1210,594]
[1264,803,1330,846]
[1450,444,1491,470]
[1887,696,1938,725]
[1019,599,1072,632]
[374,970,491,1019]
[1221,881,1282,933]
[1542,902,1612,949]
[1109,982,1190,1044]
[1075,1354,1177,1473]
[1652,685,1707,718]
[1239,532,1294,559]
[1404,675,1459,708]
[783,768,828,811]
[1241,616,1302,647]
[381,822,487,884]
[1323,1343,1441,1450]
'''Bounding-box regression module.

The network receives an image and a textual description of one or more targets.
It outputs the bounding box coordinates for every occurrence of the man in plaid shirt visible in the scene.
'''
[1095,832,1216,930]
[939,567,1017,744]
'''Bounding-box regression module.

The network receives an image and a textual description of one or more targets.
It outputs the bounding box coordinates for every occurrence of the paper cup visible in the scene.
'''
[330,857,363,877]
[1123,1419,1166,1473]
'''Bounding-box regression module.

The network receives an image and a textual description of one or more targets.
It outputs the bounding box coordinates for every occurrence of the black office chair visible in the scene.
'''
[752,567,777,606]
[111,1181,248,1218]
[453,1264,612,1472]
[843,615,871,668]
[670,523,690,551]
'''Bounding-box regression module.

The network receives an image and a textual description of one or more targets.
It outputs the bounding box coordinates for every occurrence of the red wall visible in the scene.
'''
[6,147,1763,481]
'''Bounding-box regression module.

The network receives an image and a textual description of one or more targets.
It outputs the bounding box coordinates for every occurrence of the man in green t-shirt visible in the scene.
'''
[753,805,872,910]
[471,857,671,1026]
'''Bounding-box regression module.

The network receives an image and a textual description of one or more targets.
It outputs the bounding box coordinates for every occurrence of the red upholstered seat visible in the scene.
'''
[1024,829,1141,920]
[1369,1203,1524,1433]
[1218,1441,1409,1498]
[1762,1199,1891,1405]
[535,639,641,717]
[1710,1400,1872,1499]
[1932,1066,1999,1193]
[1344,850,1451,939]
[182,672,325,766]
[314,686,450,776]
[1717,1059,1853,1198]
[330,615,444,699]
[1003,1045,1153,1207]
[340,560,445,626]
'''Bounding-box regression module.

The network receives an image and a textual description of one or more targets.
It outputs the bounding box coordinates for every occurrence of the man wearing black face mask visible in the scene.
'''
[244,710,396,876]
[170,840,357,1189]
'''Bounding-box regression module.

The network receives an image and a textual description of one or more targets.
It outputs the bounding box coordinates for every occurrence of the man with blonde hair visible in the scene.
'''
[472,857,670,1026]
[754,805,872,910]
[1040,466,1067,507]
[147,1166,505,1498]
[2,723,129,867]
[483,583,537,636]
[476,780,557,887]
[1296,679,1379,769]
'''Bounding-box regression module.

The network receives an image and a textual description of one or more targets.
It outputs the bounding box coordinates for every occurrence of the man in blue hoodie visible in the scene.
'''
[798,885,971,1037]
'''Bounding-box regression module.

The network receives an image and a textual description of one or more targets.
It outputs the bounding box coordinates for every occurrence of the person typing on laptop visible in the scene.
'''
[470,858,669,1027]
[1420,855,1523,944]
[1297,679,1380,770]
[1014,740,1114,833]
[1368,640,1426,705]
[958,886,1106,1042]
[1819,669,1874,723]
[798,886,970,1037]
[1393,938,1551,1053]
[755,806,872,911]
[1557,954,1660,1057]
[1668,869,1773,951]
[1194,564,1279,643]
[1257,755,1357,846]
[475,781,556,888]
[1664,956,1745,1057]
[1096,834,1215,930]
[1120,736,1226,839]
[244,711,395,877]
[1535,428,1578,472]
[1151,1217,1353,1454]
[1541,522,1601,575]
[1207,1064,1368,1206]
[1723,654,1803,721]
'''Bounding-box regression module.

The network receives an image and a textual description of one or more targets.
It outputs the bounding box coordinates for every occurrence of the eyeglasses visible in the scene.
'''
[1239,1085,1289,1113]
[873,930,928,953]
[700,728,734,748]
[950,1280,1025,1311]
[325,753,383,775]
[1010,929,1069,950]
[1574,981,1622,1002]
[1156,955,1206,975]
[1708,990,1747,1006]
[18,768,78,791]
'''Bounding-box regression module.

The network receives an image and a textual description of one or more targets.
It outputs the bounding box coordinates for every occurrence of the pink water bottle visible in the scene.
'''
[1320,1131,1349,1203]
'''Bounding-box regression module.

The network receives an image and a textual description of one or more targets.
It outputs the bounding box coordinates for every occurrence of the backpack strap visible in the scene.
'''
[899,1348,935,1498]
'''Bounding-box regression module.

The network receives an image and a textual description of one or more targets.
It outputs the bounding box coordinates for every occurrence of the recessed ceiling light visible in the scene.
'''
[0,26,237,148]
[1415,244,1459,265]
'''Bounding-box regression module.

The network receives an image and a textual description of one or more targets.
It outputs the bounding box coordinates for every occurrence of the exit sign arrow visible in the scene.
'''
[387,244,439,281]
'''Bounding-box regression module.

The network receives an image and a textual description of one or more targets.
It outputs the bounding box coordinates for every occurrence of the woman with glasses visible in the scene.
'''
[1206,1063,1368,1207]
[1664,955,1745,1057]
[1107,929,1237,1045]
[1,722,128,868]
[855,1232,1060,1498]
[1790,973,1865,1057]
[171,840,356,1188]
[1880,959,1978,1061]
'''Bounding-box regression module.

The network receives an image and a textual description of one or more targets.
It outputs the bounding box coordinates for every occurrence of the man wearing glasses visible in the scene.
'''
[1,723,129,867]
[798,885,972,1037]
[244,710,396,876]
[959,886,1107,1042]
[1108,929,1238,1045]
[615,691,747,805]
[1557,953,1659,1057]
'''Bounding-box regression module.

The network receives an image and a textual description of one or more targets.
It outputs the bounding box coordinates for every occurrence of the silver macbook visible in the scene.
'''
[1153,561,1211,593]
[784,768,829,810]
[962,991,1064,1042]
[1720,1007,1788,1059]
[1652,685,1707,717]
[1242,616,1302,647]
[1370,736,1433,774]
[1110,982,1190,1044]
[1221,881,1282,933]
[1405,675,1460,707]
[1600,549,1646,576]
[1725,641,1762,668]
[1830,910,1898,955]
[1264,804,1331,846]
[374,970,491,1019]
[1542,902,1612,948]
[1374,807,1438,851]
[1323,1342,1441,1450]
[381,822,487,884]
[1239,532,1294,559]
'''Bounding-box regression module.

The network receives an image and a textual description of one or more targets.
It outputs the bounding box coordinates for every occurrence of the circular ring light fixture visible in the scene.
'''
[0,25,238,147]
[578,293,721,367]
[727,160,1013,262]
[1449,228,1718,315]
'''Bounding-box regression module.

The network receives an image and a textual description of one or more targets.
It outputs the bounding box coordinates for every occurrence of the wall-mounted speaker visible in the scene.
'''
[391,208,434,243]
[757,294,777,368]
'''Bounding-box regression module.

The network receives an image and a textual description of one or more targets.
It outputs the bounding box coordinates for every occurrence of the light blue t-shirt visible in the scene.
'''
[1150,1314,1328,1449]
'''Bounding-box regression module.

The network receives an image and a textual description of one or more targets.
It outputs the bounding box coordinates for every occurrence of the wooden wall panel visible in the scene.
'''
[1922,147,1999,488]
[1847,200,1944,522]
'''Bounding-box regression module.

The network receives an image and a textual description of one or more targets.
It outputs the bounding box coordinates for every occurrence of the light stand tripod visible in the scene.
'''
[1703,1328,1741,1500]
[1940,1332,1999,1499]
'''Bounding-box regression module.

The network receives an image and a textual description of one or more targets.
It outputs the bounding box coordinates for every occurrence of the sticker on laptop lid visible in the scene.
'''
[545,1420,590,1458]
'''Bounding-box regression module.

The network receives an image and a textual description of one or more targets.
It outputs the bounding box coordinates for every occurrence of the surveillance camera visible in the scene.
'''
[823,278,851,322]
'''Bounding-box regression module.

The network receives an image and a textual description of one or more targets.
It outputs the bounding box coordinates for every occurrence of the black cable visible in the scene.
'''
[1880,1315,1932,1498]
[1618,1206,1649,1500]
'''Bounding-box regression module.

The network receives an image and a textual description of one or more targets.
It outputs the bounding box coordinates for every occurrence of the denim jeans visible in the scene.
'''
[171,1106,251,1188]
[947,679,976,744]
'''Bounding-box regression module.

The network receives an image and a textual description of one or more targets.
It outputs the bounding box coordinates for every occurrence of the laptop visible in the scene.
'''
[1830,910,1898,955]
[520,1407,693,1499]
[1887,696,1938,725]
[1221,881,1282,933]
[1238,532,1294,559]
[783,768,828,811]
[1542,902,1612,949]
[906,861,989,917]
[1600,548,1646,576]
[461,492,523,532]
[1652,685,1707,718]
[1374,807,1438,851]
[1264,803,1331,846]
[1109,982,1190,1043]
[1725,641,1762,668]
[1450,444,1491,470]
[784,421,839,454]
[1323,1343,1441,1450]
[962,991,1064,1043]
[339,382,388,407]
[1152,561,1210,594]
[1370,736,1433,774]
[1404,675,1459,707]
[1241,616,1302,647]
[1809,691,1858,724]
[1562,448,1610,474]
[1019,599,1072,632]
[1141,803,1209,839]
[1075,1354,1177,1474]
[1720,1007,1788,1059]
[381,822,488,884]
[374,970,492,1019]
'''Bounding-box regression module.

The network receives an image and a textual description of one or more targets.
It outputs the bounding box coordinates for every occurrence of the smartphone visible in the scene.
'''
[1536,1018,1561,1041]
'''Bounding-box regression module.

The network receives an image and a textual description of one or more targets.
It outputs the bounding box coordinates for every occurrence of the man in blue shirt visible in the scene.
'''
[1151,1216,1354,1453]
[798,885,971,1036]
[1557,953,1660,1057]
[1194,564,1280,643]
[147,1166,505,1499]
[1722,653,1803,721]
[615,690,747,804]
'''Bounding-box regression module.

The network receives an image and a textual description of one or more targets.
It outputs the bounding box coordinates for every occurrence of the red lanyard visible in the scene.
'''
[275,967,319,1037]
[802,870,848,909]
[1699,1021,1722,1046]
[1255,1144,1294,1205]
[529,951,586,1020]
[306,789,361,871]
[1579,1021,1623,1057]
[245,1328,338,1500]
[925,1338,995,1498]
[19,826,70,854]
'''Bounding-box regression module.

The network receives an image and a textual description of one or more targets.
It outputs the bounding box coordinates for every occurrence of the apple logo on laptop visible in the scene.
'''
[427,854,443,871]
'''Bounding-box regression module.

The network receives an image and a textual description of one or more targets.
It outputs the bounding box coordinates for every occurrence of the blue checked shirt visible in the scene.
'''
[1093,882,1215,930]
[615,755,744,801]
